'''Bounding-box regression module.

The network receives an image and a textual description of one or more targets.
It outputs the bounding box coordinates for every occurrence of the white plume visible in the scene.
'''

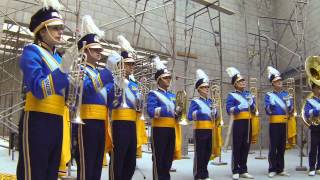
[81,15,104,38]
[117,35,135,53]
[107,52,122,65]
[152,56,166,70]
[226,67,240,78]
[196,69,208,82]
[267,66,280,79]
[40,0,63,11]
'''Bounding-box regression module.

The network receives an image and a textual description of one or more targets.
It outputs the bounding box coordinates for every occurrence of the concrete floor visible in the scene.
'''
[0,139,319,180]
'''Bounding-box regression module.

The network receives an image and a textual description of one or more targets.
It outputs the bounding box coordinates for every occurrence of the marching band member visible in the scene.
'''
[17,0,73,179]
[76,15,114,180]
[265,66,292,178]
[303,80,320,176]
[108,36,140,180]
[225,67,255,180]
[188,69,217,180]
[147,56,181,180]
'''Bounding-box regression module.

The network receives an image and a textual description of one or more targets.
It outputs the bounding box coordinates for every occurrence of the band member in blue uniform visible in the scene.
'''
[108,35,140,180]
[188,69,217,180]
[147,56,180,180]
[16,1,73,179]
[303,80,320,176]
[225,67,255,180]
[75,16,114,180]
[265,66,292,178]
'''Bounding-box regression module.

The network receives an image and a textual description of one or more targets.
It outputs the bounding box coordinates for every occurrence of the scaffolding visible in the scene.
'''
[0,0,235,165]
[246,0,310,170]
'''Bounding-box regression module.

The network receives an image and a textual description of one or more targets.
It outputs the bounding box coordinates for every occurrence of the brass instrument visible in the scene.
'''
[210,83,223,126]
[285,78,297,117]
[249,78,259,116]
[66,42,87,124]
[111,57,129,108]
[176,90,189,125]
[111,35,137,108]
[136,76,149,120]
[301,56,320,126]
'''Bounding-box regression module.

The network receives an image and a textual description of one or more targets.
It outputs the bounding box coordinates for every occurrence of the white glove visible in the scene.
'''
[286,97,292,107]
[60,46,77,73]
[107,52,122,65]
[248,96,254,106]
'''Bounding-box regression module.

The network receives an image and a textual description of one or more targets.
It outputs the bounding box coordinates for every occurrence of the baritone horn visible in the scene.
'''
[66,41,88,124]
[136,76,149,120]
[301,56,320,126]
[176,90,189,125]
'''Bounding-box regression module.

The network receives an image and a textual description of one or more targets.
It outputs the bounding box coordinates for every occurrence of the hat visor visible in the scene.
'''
[80,43,103,51]
[235,76,245,84]
[157,73,171,81]
[33,19,64,34]
[46,20,64,26]
[87,43,103,49]
[198,82,209,89]
[272,76,282,82]
[123,58,135,63]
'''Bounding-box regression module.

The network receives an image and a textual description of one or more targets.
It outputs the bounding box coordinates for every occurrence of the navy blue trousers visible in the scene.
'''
[109,121,137,180]
[76,119,105,180]
[268,123,286,173]
[16,111,63,180]
[193,129,212,179]
[309,126,320,171]
[152,127,175,180]
[232,119,251,174]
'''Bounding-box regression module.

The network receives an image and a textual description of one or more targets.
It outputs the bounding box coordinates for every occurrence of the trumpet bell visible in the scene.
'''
[306,56,320,86]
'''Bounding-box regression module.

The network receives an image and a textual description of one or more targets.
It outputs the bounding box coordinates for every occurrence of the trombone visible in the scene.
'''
[249,78,259,116]
[284,78,297,117]
[176,90,189,125]
[210,83,223,126]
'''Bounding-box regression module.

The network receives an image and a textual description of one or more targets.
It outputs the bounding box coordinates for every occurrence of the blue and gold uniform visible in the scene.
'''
[109,50,140,180]
[304,95,320,172]
[147,87,177,180]
[226,90,255,175]
[265,66,294,175]
[76,33,114,180]
[188,96,217,179]
[17,5,68,180]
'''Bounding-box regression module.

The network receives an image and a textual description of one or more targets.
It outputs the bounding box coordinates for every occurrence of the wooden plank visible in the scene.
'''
[192,0,235,15]
[177,51,198,59]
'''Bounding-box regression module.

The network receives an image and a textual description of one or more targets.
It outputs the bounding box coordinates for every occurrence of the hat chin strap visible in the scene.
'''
[44,24,65,45]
